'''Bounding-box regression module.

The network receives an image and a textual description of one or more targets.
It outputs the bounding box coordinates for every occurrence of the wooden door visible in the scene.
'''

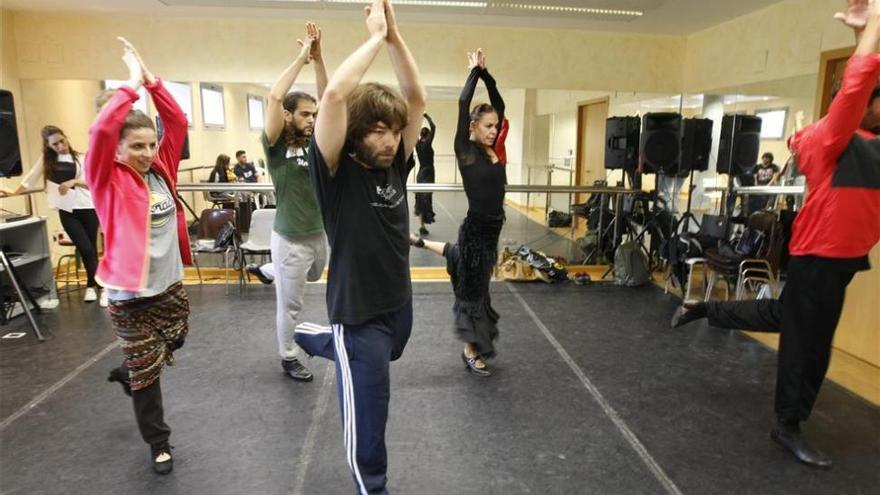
[576,99,609,204]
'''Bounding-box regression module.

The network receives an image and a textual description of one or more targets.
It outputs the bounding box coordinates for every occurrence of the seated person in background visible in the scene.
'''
[208,153,235,183]
[752,151,782,211]
[207,153,235,205]
[233,150,260,183]
[755,152,781,186]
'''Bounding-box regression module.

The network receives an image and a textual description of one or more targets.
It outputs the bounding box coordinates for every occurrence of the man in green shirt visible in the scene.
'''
[253,22,328,382]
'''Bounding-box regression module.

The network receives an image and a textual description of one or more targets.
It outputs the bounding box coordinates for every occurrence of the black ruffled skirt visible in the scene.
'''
[444,211,504,358]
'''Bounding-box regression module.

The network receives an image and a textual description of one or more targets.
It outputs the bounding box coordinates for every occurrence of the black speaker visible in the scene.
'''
[640,112,681,175]
[716,114,762,174]
[680,118,713,172]
[0,89,22,178]
[155,115,190,161]
[604,116,640,170]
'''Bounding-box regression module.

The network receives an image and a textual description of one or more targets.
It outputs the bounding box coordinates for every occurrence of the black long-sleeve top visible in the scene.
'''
[455,67,507,217]
[415,114,436,170]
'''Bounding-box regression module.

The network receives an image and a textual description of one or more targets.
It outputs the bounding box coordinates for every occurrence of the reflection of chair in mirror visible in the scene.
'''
[237,208,275,290]
[191,208,238,293]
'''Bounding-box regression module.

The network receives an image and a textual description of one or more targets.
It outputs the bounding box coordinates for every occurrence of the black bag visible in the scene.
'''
[734,227,765,257]
[548,210,572,228]
[214,221,237,249]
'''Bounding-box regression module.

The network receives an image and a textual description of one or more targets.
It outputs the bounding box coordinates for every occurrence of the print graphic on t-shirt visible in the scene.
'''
[371,183,404,209]
[150,191,175,228]
[286,147,309,168]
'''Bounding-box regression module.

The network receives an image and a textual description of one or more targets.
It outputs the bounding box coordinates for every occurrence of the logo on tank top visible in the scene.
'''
[370,184,403,209]
[150,192,175,228]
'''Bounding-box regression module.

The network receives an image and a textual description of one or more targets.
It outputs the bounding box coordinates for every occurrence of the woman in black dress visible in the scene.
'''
[412,48,505,377]
[414,113,436,234]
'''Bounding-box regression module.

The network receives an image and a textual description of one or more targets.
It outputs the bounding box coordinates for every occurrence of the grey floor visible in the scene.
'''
[1,280,878,495]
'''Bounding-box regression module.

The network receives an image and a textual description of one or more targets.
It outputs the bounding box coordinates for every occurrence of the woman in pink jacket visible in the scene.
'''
[85,38,191,475]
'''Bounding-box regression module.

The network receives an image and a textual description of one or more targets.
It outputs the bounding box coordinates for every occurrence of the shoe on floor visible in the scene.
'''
[150,442,174,475]
[282,358,314,382]
[419,226,429,235]
[246,264,273,285]
[107,367,132,396]
[83,287,98,303]
[99,289,109,308]
[770,427,832,469]
[461,352,492,377]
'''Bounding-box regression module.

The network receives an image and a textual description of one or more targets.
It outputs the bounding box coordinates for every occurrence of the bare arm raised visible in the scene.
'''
[265,30,314,147]
[384,0,427,161]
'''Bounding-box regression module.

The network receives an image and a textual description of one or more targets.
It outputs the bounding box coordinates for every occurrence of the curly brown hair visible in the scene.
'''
[345,83,408,148]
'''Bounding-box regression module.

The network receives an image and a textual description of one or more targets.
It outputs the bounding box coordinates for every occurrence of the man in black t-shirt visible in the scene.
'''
[233,150,259,183]
[292,1,426,493]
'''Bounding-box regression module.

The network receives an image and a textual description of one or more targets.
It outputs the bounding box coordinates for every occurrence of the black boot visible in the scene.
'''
[770,423,832,469]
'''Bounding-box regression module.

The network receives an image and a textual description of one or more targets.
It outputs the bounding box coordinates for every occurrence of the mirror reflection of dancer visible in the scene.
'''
[292,0,426,492]
[411,48,506,377]
[670,1,880,469]
[87,38,191,475]
[413,113,436,235]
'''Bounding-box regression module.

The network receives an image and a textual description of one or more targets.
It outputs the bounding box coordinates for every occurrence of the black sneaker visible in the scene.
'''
[282,358,314,382]
[150,442,173,475]
[107,367,132,397]
[246,264,273,285]
[419,226,429,235]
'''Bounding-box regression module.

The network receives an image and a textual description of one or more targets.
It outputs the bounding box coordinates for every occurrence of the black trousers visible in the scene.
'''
[115,363,171,446]
[58,208,100,288]
[705,256,857,424]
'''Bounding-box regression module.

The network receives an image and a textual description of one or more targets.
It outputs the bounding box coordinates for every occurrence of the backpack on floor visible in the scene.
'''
[613,242,650,287]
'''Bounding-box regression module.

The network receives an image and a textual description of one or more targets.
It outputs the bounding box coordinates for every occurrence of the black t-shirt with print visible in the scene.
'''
[308,139,413,325]
[755,163,780,185]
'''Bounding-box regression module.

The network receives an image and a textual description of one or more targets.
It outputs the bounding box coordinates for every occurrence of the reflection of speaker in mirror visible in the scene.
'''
[717,114,762,175]
[155,115,190,160]
[681,118,714,172]
[640,112,681,175]
[604,116,640,171]
[0,89,23,178]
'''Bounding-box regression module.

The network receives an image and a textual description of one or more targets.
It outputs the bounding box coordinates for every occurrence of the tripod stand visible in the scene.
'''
[0,250,44,341]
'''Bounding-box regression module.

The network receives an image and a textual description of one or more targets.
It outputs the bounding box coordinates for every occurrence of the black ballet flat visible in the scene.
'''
[461,352,492,377]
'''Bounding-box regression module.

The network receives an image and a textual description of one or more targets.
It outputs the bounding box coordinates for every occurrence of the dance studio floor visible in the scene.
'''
[1,281,878,494]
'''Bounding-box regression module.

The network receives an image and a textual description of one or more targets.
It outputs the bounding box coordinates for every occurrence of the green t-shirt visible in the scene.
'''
[262,132,323,237]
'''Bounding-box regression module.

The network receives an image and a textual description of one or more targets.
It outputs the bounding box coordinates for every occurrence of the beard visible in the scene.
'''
[284,122,312,148]
[350,140,395,170]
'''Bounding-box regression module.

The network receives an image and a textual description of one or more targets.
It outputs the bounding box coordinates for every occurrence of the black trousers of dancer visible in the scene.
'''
[113,362,171,446]
[705,256,860,425]
[58,208,100,288]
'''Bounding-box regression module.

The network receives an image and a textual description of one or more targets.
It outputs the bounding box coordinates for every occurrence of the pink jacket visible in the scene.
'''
[85,79,192,292]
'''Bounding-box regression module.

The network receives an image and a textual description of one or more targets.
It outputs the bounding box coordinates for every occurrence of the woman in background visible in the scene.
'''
[1,126,105,306]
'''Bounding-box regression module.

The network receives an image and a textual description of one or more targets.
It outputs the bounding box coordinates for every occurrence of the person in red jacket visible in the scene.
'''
[86,37,191,475]
[669,1,880,469]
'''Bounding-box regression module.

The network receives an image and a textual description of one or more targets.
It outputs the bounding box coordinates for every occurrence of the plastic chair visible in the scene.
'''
[237,208,275,289]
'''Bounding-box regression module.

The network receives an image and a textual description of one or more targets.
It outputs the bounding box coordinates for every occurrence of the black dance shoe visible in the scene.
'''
[461,352,492,377]
[670,302,707,329]
[150,442,174,475]
[770,427,832,469]
[419,226,429,235]
[409,234,425,248]
[107,367,132,397]
[282,358,314,382]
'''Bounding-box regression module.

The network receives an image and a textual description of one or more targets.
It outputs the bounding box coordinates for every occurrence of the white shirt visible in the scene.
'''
[20,154,94,212]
